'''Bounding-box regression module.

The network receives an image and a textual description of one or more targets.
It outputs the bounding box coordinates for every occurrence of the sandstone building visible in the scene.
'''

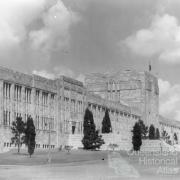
[85,70,159,127]
[0,66,179,151]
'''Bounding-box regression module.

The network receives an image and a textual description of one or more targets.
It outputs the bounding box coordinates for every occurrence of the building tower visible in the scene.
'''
[85,70,159,127]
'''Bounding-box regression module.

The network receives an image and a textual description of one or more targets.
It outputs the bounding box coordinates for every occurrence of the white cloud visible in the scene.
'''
[174,110,180,121]
[0,0,80,70]
[125,14,180,63]
[32,66,85,82]
[158,78,171,95]
[32,70,55,79]
[76,73,85,83]
[53,65,75,78]
[158,78,180,121]
[0,0,46,49]
[29,0,80,53]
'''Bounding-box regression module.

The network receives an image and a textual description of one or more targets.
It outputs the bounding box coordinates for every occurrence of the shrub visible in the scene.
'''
[149,124,155,140]
[82,108,104,150]
[102,109,112,133]
[11,116,26,153]
[132,122,142,151]
[25,116,36,157]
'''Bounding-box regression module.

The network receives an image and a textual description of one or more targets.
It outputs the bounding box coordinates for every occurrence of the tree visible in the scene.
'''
[149,124,155,140]
[132,122,142,151]
[138,120,148,139]
[102,109,112,133]
[162,130,168,140]
[155,128,160,139]
[82,108,104,150]
[11,116,26,153]
[25,116,36,157]
[174,133,178,143]
[162,130,170,143]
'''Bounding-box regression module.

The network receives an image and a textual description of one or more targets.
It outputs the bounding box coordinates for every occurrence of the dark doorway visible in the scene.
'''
[72,125,75,134]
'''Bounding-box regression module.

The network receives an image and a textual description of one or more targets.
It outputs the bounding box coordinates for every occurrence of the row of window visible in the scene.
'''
[3,110,10,126]
[35,115,55,130]
[3,111,55,130]
[89,104,139,120]
[3,142,55,149]
[3,111,32,126]
[3,82,55,106]
[64,97,83,113]
[42,144,55,149]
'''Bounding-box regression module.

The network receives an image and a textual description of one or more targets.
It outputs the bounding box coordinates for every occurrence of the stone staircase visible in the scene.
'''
[101,134,132,151]
[66,134,83,149]
[65,133,132,151]
[140,140,174,152]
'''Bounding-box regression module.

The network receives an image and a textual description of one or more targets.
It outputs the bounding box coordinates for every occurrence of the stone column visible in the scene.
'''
[47,93,51,130]
[54,93,58,142]
[115,83,118,102]
[31,87,36,121]
[95,105,97,128]
[106,82,108,100]
[21,86,25,122]
[0,80,4,125]
[69,86,72,113]
[10,84,14,125]
[61,81,65,135]
[39,90,42,130]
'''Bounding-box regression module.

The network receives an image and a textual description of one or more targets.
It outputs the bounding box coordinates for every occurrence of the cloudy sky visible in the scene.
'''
[1,0,180,120]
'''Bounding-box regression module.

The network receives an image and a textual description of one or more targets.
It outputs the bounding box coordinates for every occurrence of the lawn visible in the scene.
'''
[0,148,108,165]
[0,149,180,179]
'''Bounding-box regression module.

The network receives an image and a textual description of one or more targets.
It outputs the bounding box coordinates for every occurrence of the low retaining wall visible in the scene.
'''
[65,135,174,152]
[141,140,174,152]
[65,133,132,151]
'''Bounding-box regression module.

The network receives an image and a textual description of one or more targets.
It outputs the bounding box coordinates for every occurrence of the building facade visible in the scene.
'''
[85,69,159,127]
[0,67,141,151]
[0,66,179,151]
[159,115,180,144]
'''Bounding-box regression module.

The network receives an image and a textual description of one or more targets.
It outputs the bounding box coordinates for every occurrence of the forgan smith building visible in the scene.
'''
[0,66,179,151]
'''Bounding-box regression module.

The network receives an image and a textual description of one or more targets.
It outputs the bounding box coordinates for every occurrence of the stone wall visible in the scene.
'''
[0,127,57,153]
[64,135,173,152]
[85,70,159,127]
[0,66,161,152]
[159,115,180,145]
[65,133,132,151]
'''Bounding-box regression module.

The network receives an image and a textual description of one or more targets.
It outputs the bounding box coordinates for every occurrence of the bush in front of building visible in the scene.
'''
[149,124,155,140]
[25,116,36,158]
[161,130,170,143]
[132,122,142,151]
[11,116,26,153]
[82,108,104,150]
[102,109,112,133]
[155,128,160,139]
[174,133,178,144]
[138,120,148,139]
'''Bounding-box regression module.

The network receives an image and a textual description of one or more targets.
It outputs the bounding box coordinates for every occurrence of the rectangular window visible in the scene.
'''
[71,99,75,112]
[36,90,40,105]
[42,92,48,106]
[3,110,7,125]
[50,94,55,108]
[25,88,31,103]
[4,110,11,126]
[42,117,44,130]
[51,117,54,130]
[14,85,22,101]
[3,82,11,99]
